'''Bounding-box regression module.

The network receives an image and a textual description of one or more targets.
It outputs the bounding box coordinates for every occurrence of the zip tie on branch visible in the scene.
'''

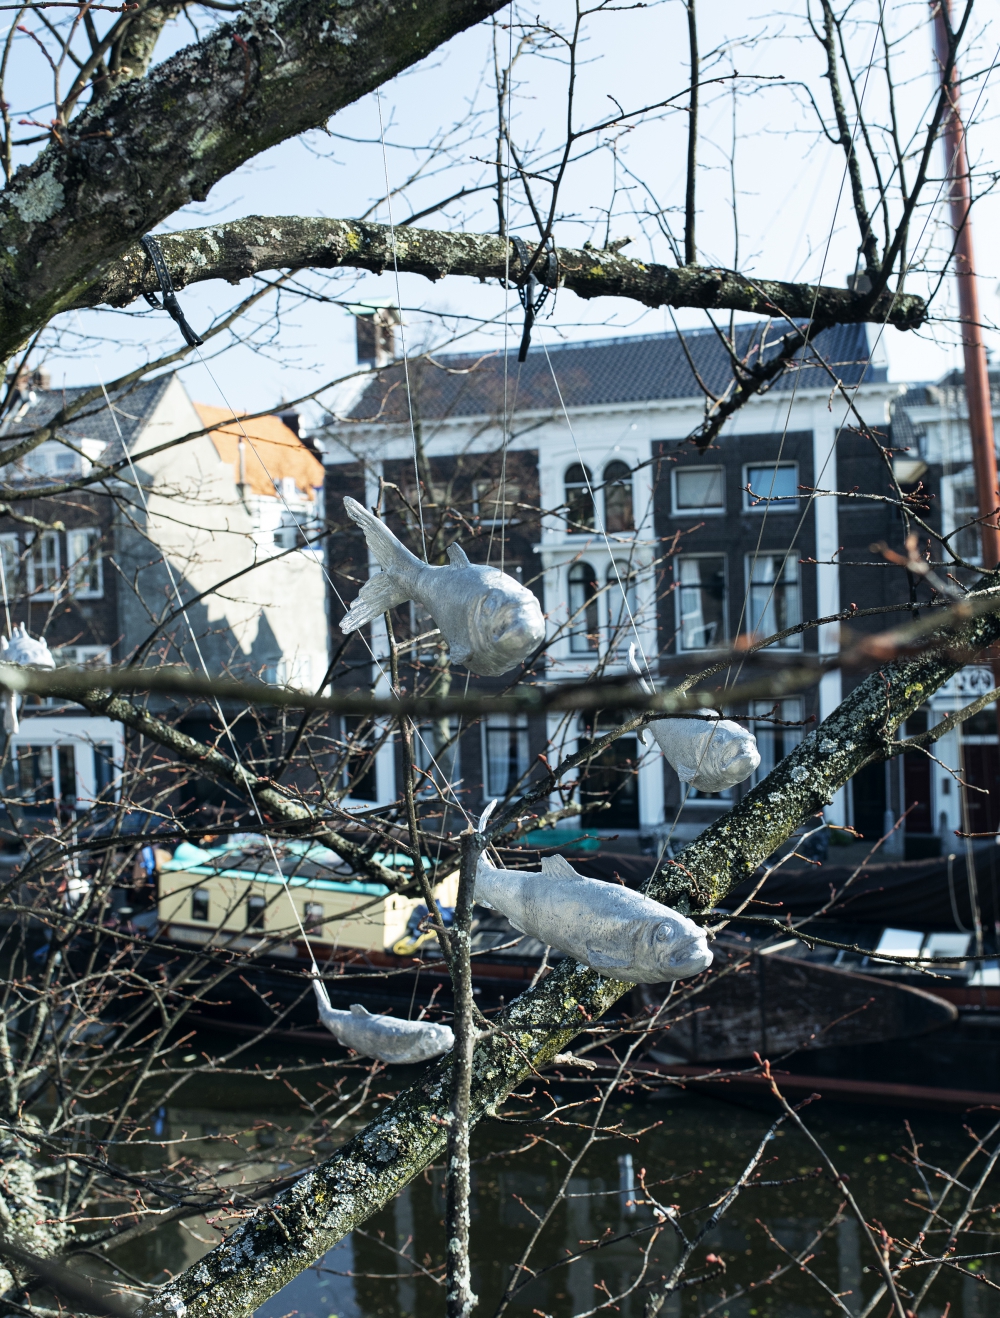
[510,235,557,361]
[139,234,204,348]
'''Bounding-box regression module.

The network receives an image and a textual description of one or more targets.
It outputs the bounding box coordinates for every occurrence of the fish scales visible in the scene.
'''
[628,645,759,794]
[311,977,454,1064]
[340,497,546,676]
[475,854,713,984]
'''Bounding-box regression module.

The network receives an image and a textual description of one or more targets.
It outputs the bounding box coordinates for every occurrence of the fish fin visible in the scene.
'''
[349,1003,372,1017]
[540,855,582,880]
[447,542,471,567]
[343,496,423,576]
[584,945,631,972]
[627,642,653,696]
[340,571,412,633]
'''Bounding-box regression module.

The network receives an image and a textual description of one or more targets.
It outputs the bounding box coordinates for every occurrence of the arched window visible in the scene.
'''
[603,460,634,532]
[606,562,636,652]
[564,464,595,531]
[568,562,599,652]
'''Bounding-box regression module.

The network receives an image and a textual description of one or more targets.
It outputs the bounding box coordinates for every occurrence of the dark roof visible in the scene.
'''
[0,374,174,449]
[341,322,885,425]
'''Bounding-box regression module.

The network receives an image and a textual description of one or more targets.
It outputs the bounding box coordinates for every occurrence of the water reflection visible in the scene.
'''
[112,1041,996,1318]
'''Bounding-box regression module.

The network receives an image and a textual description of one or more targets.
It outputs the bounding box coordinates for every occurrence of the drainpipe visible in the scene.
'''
[933,0,994,945]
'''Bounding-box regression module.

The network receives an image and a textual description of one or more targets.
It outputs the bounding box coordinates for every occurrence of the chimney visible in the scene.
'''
[353,304,400,368]
[276,406,300,436]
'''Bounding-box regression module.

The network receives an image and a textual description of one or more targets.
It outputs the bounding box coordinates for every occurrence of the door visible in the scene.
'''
[579,734,640,830]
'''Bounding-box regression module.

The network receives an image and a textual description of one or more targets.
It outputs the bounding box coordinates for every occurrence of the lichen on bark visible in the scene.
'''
[134,589,1000,1318]
[74,216,927,330]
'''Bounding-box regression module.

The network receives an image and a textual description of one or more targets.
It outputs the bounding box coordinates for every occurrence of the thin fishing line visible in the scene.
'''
[375,86,427,564]
[188,351,474,831]
[98,379,321,973]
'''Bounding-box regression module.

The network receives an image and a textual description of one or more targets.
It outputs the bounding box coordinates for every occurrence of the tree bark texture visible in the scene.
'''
[72,216,927,329]
[134,589,1000,1318]
[445,830,483,1318]
[0,0,510,359]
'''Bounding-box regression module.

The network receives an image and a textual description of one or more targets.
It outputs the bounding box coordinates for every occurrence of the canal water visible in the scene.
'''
[113,1033,998,1318]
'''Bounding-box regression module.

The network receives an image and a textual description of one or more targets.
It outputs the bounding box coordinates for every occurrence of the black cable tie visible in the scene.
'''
[511,236,556,362]
[139,234,204,348]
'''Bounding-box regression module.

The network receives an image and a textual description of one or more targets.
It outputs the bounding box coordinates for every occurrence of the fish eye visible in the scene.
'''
[655,923,672,942]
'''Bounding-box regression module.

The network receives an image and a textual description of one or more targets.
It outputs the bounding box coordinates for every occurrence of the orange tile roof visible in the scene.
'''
[195,404,324,501]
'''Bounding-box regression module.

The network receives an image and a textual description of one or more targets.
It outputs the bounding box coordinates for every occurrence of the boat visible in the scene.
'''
[136,837,995,1111]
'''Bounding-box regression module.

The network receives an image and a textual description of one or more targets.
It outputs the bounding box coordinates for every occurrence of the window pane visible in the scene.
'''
[750,699,804,785]
[569,562,599,652]
[748,554,801,645]
[94,744,116,797]
[675,467,724,511]
[10,745,54,805]
[191,889,210,922]
[603,461,634,532]
[57,745,76,810]
[473,479,521,524]
[0,535,18,599]
[304,901,324,929]
[29,532,59,591]
[746,464,798,508]
[342,716,377,801]
[951,482,981,562]
[564,464,595,530]
[414,718,461,787]
[606,563,636,652]
[247,895,266,929]
[484,715,529,798]
[67,528,102,596]
[677,557,726,650]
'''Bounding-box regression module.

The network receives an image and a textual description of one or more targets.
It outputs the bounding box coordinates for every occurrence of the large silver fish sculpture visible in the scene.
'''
[311,976,454,1064]
[627,645,759,794]
[474,852,713,984]
[340,497,546,675]
[0,625,55,734]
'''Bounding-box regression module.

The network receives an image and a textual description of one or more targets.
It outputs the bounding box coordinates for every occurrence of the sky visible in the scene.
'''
[10,0,1000,422]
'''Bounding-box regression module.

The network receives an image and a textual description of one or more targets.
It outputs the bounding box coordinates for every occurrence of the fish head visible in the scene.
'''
[467,584,546,675]
[641,912,713,981]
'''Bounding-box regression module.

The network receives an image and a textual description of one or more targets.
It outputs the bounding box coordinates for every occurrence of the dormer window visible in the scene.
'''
[564,464,595,531]
[603,461,634,532]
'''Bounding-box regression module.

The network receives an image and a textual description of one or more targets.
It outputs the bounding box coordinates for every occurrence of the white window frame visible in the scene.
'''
[472,478,522,526]
[942,470,981,565]
[675,553,728,652]
[601,460,635,533]
[672,465,726,516]
[66,527,103,598]
[745,552,802,649]
[481,713,530,800]
[742,462,799,513]
[26,530,60,598]
[0,532,18,599]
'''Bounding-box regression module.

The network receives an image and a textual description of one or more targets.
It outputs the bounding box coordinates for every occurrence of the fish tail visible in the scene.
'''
[344,496,422,577]
[341,497,422,632]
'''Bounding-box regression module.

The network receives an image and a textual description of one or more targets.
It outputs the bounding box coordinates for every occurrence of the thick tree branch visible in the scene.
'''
[135,586,1000,1318]
[0,0,510,357]
[72,216,928,328]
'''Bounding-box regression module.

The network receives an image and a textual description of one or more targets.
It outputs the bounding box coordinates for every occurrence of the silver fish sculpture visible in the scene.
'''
[474,852,713,984]
[311,976,454,1063]
[0,625,54,734]
[628,645,759,794]
[340,497,546,676]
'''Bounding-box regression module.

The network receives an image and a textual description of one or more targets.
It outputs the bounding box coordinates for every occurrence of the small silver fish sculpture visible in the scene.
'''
[0,625,55,734]
[474,852,713,984]
[311,976,454,1064]
[628,645,759,795]
[340,497,546,675]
